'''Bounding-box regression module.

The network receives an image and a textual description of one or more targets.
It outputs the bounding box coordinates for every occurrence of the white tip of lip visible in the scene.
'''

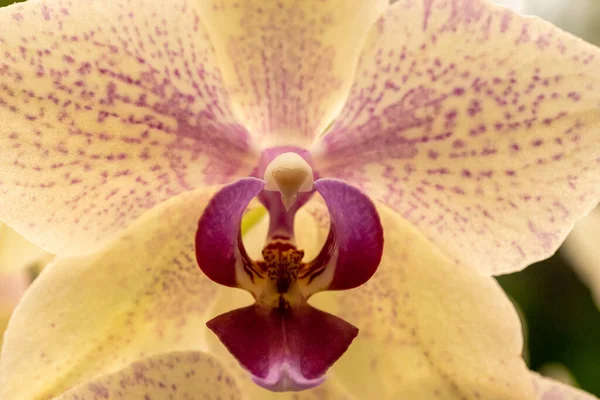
[252,361,325,392]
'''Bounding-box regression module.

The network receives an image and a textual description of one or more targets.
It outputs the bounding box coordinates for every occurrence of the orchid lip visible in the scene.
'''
[195,149,383,391]
[251,361,326,393]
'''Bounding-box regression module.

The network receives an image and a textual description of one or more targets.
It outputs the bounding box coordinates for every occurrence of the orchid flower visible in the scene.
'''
[562,206,600,309]
[1,0,600,398]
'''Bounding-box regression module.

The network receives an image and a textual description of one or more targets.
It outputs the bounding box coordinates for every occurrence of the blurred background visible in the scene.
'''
[0,0,599,395]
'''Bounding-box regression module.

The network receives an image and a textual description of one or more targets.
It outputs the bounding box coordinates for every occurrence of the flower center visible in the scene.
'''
[260,242,305,294]
[196,147,384,392]
[263,152,313,210]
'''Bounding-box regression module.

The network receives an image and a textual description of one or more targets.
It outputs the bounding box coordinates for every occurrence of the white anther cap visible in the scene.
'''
[263,152,313,210]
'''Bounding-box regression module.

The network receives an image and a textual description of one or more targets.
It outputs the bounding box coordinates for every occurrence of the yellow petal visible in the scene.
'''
[0,0,256,257]
[198,0,388,147]
[0,223,49,273]
[561,206,600,308]
[310,205,533,399]
[55,351,242,400]
[0,189,219,400]
[531,372,597,400]
[204,287,357,400]
[313,0,600,274]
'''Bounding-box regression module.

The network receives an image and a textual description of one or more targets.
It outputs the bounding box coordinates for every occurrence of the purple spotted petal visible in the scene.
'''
[206,303,358,391]
[0,0,256,256]
[197,0,388,146]
[195,178,265,287]
[309,179,384,291]
[312,0,600,274]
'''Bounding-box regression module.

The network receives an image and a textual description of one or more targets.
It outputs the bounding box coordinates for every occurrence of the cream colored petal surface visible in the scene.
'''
[310,204,533,399]
[0,0,256,256]
[56,351,242,400]
[561,206,600,308]
[314,0,600,274]
[0,189,219,400]
[198,0,388,147]
[532,372,598,400]
[0,223,49,273]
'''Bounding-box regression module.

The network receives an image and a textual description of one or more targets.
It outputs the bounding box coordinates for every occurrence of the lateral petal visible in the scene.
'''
[314,0,600,274]
[0,0,255,256]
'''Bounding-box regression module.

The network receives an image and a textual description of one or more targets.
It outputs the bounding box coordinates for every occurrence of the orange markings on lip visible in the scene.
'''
[259,242,305,294]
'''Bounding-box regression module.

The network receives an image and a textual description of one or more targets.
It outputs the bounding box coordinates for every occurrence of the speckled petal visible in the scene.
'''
[0,223,48,273]
[0,188,219,400]
[311,205,533,399]
[197,0,388,147]
[561,206,600,308]
[55,351,242,400]
[532,372,598,400]
[313,0,600,274]
[0,0,256,257]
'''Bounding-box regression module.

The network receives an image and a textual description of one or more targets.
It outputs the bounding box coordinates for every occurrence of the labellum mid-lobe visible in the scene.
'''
[195,151,384,391]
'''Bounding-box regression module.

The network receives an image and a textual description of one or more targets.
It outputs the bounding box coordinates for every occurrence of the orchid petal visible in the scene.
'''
[0,188,219,400]
[196,178,265,288]
[312,179,383,291]
[55,351,242,400]
[0,223,48,273]
[197,0,388,146]
[313,0,600,274]
[0,0,255,256]
[532,372,598,400]
[205,287,358,400]
[561,206,600,308]
[310,205,533,398]
[207,302,357,391]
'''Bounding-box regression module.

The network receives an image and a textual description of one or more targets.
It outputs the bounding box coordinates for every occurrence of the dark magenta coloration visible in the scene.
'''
[314,179,384,290]
[195,178,265,287]
[206,303,358,391]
